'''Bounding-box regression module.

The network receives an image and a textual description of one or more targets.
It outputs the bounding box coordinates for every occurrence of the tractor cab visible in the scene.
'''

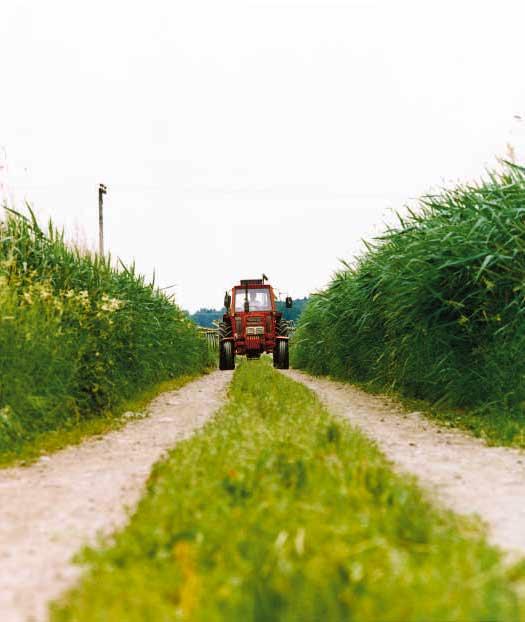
[219,277,292,370]
[234,286,272,313]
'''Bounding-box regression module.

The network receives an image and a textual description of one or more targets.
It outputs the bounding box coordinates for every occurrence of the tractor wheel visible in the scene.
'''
[273,339,289,369]
[219,321,232,339]
[219,340,235,370]
[277,319,290,337]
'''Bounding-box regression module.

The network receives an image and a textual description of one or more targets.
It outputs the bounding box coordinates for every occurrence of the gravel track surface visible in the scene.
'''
[284,370,525,557]
[0,370,232,622]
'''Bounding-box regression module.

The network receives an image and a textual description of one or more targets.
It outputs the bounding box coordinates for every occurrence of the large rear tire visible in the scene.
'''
[219,340,235,370]
[277,319,290,337]
[273,339,289,369]
[219,321,232,339]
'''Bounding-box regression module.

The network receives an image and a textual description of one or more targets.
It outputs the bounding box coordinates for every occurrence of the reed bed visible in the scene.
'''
[292,163,525,432]
[0,208,210,454]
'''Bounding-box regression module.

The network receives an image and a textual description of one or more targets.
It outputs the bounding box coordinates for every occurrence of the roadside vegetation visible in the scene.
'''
[52,360,525,621]
[292,163,525,446]
[0,373,201,467]
[0,208,211,460]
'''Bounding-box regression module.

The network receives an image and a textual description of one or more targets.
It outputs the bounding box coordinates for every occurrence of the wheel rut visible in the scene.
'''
[283,369,525,557]
[0,370,232,622]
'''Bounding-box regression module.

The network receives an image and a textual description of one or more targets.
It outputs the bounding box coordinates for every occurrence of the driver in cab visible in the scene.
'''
[248,290,267,311]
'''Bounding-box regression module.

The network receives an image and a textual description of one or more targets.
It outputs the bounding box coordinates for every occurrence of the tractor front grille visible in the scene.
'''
[246,335,262,351]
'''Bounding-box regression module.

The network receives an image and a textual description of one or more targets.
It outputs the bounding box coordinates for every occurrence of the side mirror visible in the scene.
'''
[285,296,293,309]
[224,292,231,309]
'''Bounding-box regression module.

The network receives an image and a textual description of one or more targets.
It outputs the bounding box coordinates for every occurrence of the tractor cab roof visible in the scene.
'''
[239,279,265,287]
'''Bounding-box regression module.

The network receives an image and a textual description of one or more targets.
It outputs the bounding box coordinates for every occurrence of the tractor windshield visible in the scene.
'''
[235,288,271,312]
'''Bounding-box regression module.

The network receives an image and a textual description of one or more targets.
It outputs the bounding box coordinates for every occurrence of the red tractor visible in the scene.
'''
[219,277,293,370]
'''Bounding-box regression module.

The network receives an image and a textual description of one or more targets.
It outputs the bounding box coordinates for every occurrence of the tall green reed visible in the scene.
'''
[0,207,210,452]
[293,163,525,412]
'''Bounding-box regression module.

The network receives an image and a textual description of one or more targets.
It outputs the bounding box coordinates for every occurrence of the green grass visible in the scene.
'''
[292,162,525,446]
[52,361,525,622]
[0,208,212,456]
[0,373,202,468]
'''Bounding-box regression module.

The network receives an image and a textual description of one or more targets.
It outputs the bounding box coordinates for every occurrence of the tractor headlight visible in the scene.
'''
[246,326,264,336]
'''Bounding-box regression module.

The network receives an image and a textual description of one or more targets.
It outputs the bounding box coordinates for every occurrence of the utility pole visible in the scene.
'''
[0,146,9,209]
[98,183,107,256]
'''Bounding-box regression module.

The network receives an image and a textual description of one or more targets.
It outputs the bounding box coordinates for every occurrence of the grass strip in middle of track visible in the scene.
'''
[52,360,525,622]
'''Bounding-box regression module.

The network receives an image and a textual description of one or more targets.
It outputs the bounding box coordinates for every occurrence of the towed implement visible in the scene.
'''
[219,277,293,370]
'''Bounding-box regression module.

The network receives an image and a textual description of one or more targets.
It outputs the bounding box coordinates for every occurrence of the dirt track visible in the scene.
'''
[3,366,525,621]
[284,369,525,557]
[0,371,232,622]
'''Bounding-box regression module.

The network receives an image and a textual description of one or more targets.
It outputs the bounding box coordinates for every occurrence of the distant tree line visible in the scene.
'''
[188,297,309,327]
[189,308,225,328]
[276,297,309,322]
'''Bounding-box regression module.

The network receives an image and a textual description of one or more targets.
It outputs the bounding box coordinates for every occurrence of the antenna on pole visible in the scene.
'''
[98,183,107,256]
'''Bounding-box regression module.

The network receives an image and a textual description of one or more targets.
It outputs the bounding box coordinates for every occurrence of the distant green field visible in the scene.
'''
[52,361,525,621]
[0,209,211,459]
[292,163,525,446]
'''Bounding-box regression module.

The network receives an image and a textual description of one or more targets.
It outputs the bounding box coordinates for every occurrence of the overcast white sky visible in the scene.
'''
[1,0,525,310]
